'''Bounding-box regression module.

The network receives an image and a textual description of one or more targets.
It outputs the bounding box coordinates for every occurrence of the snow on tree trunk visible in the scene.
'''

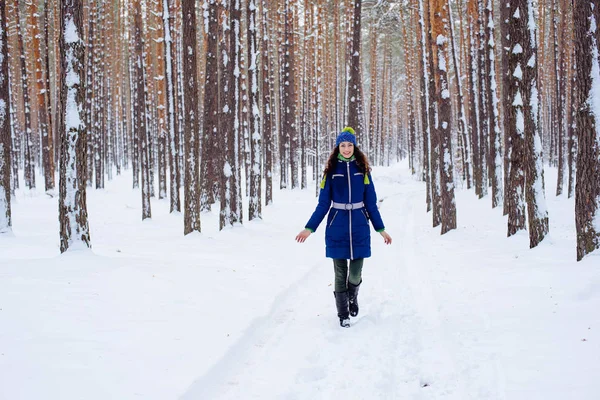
[133,3,152,221]
[30,1,53,192]
[248,0,262,220]
[567,46,577,199]
[200,0,218,211]
[219,0,238,229]
[182,0,201,233]
[0,0,11,233]
[346,0,365,138]
[506,0,528,237]
[261,0,273,206]
[484,0,503,208]
[15,4,35,189]
[418,0,432,212]
[426,0,441,227]
[163,0,180,212]
[283,0,298,189]
[431,0,457,235]
[574,0,600,261]
[523,0,549,248]
[447,0,472,191]
[58,0,91,252]
[552,0,565,196]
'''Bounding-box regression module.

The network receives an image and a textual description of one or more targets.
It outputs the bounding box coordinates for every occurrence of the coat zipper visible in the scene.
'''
[329,210,339,227]
[347,162,353,260]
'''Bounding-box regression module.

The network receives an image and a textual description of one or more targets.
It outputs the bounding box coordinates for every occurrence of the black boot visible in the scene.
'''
[348,280,361,317]
[334,291,351,328]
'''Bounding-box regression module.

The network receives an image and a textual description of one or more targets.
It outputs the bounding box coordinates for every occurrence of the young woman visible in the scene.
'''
[295,127,392,327]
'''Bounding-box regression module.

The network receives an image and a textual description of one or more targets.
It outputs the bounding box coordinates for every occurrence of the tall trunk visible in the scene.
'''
[59,0,91,252]
[31,1,53,191]
[506,0,528,237]
[484,0,503,208]
[164,0,180,212]
[346,0,365,137]
[418,0,432,212]
[553,0,565,196]
[200,0,218,211]
[431,0,457,234]
[182,0,201,233]
[219,0,241,229]
[283,0,298,188]
[0,0,12,233]
[427,0,441,227]
[574,0,600,260]
[133,3,151,220]
[248,0,262,220]
[448,0,471,190]
[261,0,273,206]
[523,0,549,248]
[15,2,35,189]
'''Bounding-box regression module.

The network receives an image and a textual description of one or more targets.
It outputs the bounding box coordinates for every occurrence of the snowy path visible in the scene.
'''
[181,173,474,399]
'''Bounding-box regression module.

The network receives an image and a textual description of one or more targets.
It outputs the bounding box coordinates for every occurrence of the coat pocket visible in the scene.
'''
[328,210,339,227]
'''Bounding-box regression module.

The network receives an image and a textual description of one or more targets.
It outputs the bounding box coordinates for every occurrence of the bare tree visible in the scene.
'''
[58,0,91,252]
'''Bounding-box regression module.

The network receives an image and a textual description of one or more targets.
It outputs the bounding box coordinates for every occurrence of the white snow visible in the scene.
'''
[64,18,79,44]
[1,164,599,399]
[516,109,525,135]
[513,90,524,107]
[512,44,523,54]
[513,63,523,80]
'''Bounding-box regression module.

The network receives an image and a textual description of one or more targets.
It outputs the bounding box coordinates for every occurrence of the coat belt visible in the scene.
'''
[331,201,364,210]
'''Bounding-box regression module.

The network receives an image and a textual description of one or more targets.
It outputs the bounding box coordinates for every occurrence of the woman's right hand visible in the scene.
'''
[295,229,312,243]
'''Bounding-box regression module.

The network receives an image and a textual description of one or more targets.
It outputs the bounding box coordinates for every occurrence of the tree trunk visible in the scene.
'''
[59,0,91,252]
[200,0,219,211]
[248,0,262,220]
[523,0,549,248]
[261,0,273,206]
[431,0,457,234]
[182,0,201,233]
[0,0,11,233]
[574,0,600,260]
[505,0,528,237]
[133,2,151,220]
[347,0,365,137]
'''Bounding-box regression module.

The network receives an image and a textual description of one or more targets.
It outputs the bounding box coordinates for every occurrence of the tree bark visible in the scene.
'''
[574,0,600,260]
[59,0,91,252]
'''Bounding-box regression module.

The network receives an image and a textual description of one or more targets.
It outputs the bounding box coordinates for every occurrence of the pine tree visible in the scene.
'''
[574,0,600,260]
[58,0,91,252]
[347,0,365,137]
[182,0,201,233]
[0,0,11,233]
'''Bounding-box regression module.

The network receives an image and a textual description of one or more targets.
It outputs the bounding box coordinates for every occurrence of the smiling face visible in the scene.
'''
[339,142,355,158]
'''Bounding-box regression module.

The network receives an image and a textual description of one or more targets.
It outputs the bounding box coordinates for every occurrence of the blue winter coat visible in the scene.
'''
[305,158,385,260]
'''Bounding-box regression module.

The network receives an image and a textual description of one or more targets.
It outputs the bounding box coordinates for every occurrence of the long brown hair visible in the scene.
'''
[323,145,371,176]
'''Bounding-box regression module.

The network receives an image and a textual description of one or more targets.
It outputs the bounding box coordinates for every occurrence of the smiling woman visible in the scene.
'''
[295,126,392,328]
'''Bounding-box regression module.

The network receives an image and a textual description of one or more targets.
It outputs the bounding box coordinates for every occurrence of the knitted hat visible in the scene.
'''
[336,126,357,147]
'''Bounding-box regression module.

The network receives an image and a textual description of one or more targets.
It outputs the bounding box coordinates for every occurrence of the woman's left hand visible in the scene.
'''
[380,231,392,245]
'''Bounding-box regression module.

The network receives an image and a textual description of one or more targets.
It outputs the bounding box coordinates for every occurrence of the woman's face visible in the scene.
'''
[339,142,354,158]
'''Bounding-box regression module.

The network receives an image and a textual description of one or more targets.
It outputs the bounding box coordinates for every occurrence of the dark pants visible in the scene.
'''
[333,258,364,292]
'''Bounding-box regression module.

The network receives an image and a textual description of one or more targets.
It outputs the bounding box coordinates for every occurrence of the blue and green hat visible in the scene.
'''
[336,126,356,147]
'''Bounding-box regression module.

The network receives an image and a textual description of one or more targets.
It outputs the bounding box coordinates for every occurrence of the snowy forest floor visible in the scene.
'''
[1,162,600,400]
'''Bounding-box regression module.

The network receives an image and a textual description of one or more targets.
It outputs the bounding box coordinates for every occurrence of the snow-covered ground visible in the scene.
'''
[1,162,599,400]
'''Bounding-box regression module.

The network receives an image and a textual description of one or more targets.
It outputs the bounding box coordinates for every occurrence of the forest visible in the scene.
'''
[0,0,599,261]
